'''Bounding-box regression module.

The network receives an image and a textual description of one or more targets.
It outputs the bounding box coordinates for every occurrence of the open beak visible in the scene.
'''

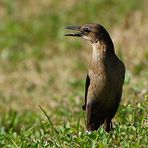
[64,26,82,37]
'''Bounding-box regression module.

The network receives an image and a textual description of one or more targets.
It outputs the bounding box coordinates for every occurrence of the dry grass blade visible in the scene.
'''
[39,105,53,126]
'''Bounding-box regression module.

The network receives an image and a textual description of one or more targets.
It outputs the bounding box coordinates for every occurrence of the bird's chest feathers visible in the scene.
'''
[91,42,106,62]
[89,42,107,75]
[88,42,109,89]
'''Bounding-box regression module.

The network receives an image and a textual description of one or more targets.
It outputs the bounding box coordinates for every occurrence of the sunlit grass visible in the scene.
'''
[0,97,147,147]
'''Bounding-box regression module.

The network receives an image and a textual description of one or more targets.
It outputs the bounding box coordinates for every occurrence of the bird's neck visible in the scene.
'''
[90,40,115,63]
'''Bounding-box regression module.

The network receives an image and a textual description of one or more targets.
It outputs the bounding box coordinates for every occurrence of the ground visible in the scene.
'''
[0,0,148,147]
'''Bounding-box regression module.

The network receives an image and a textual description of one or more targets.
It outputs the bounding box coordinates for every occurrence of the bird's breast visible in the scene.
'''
[87,68,108,102]
[87,62,122,102]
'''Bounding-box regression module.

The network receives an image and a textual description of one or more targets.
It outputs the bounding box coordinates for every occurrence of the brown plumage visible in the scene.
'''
[65,23,125,132]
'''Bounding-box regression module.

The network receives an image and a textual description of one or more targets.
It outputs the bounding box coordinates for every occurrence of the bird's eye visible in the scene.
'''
[83,28,90,32]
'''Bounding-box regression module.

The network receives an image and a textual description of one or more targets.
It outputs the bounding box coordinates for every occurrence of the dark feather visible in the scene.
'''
[82,74,90,110]
[86,101,105,131]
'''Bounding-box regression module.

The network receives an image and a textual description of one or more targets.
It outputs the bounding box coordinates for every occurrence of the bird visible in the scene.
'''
[65,23,125,132]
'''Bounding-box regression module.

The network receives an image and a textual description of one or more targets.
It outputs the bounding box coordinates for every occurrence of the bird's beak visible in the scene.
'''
[64,26,82,37]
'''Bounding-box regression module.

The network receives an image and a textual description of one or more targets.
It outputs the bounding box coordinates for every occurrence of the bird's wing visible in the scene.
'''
[108,88,123,120]
[82,74,90,110]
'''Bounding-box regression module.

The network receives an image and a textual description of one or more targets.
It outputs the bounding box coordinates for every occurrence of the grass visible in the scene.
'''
[0,97,147,147]
[0,0,148,147]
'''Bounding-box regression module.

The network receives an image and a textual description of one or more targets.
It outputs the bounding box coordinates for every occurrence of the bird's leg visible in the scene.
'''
[104,118,112,132]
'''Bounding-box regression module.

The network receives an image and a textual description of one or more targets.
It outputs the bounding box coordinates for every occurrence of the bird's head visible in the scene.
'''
[65,23,111,44]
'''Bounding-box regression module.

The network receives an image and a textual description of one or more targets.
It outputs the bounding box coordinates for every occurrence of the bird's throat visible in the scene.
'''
[91,42,107,62]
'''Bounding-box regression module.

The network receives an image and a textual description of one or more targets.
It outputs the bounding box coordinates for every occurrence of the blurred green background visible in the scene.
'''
[0,0,148,146]
[0,0,147,111]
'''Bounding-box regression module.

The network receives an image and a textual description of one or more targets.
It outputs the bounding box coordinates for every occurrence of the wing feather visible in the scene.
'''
[82,74,90,110]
